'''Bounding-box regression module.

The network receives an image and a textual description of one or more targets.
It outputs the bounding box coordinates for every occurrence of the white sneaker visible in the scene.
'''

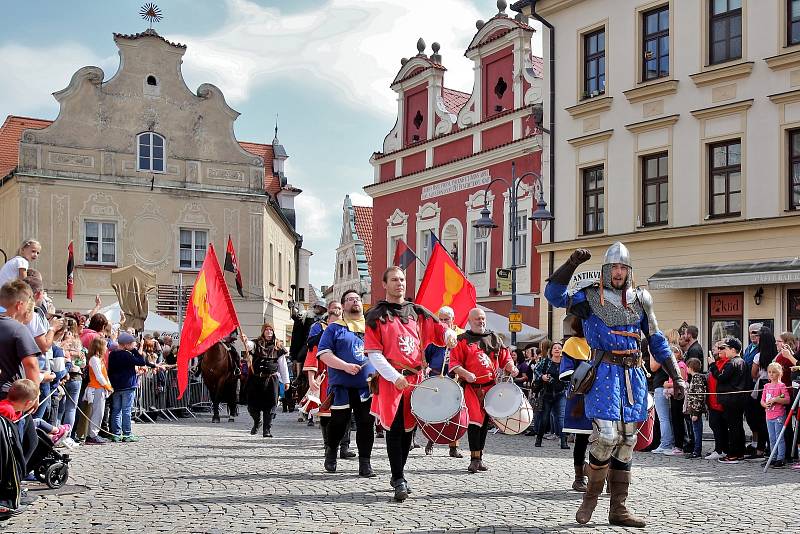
[651,447,667,454]
[61,437,79,449]
[704,451,722,460]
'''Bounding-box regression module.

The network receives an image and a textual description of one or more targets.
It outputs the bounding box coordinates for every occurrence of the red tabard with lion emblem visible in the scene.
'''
[364,315,446,431]
[449,338,513,426]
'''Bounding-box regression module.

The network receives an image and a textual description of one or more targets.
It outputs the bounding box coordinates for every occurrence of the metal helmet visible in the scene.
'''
[602,241,631,268]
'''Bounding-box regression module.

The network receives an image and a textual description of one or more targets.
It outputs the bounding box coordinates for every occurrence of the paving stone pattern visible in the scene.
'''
[2,411,797,533]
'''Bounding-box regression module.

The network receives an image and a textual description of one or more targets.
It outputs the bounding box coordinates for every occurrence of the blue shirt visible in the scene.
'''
[425,344,448,375]
[317,323,375,388]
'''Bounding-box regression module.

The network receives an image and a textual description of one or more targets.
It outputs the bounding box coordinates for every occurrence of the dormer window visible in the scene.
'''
[137,132,165,172]
[146,75,158,86]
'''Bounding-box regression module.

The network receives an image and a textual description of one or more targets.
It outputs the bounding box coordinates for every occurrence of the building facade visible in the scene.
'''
[516,0,800,345]
[0,29,307,340]
[365,2,546,328]
[331,195,373,306]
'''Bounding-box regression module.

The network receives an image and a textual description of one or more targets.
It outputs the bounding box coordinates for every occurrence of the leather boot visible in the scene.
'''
[324,446,337,473]
[607,469,646,528]
[340,445,356,459]
[477,450,488,471]
[449,445,463,458]
[425,440,434,455]
[263,422,272,437]
[560,435,570,449]
[535,434,543,447]
[250,416,260,435]
[358,457,376,478]
[571,463,587,492]
[467,451,481,473]
[575,463,609,525]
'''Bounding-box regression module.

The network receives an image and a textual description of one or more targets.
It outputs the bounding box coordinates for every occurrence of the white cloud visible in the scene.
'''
[295,192,334,240]
[173,0,486,116]
[0,43,115,118]
[349,192,373,207]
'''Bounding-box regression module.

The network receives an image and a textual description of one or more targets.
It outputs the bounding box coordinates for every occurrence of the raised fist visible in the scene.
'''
[569,249,592,265]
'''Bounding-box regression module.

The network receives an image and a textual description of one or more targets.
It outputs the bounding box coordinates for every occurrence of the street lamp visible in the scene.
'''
[472,161,554,345]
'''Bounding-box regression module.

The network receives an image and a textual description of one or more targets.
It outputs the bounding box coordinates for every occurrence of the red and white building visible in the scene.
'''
[365,4,545,328]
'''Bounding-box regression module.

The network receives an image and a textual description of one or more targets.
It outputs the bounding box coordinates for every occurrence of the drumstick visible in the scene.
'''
[408,383,440,392]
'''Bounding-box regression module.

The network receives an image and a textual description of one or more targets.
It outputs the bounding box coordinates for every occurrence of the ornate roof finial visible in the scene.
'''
[497,0,508,13]
[140,3,163,30]
[416,37,426,55]
[430,42,442,63]
[273,114,279,143]
[476,20,485,30]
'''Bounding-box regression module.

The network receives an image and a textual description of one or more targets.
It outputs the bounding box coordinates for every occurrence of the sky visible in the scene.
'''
[1,0,541,289]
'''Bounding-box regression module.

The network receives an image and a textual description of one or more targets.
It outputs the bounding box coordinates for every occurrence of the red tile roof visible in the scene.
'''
[238,141,280,195]
[0,116,52,177]
[442,88,471,114]
[352,205,373,271]
[0,115,280,194]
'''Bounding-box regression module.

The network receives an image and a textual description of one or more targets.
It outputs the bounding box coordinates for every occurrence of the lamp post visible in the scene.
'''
[473,161,554,345]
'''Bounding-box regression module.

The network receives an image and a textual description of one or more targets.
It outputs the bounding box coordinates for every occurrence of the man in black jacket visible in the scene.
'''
[707,337,749,463]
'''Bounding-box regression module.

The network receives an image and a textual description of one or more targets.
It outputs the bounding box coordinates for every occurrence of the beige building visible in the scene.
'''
[0,29,307,340]
[515,0,800,345]
[331,195,373,306]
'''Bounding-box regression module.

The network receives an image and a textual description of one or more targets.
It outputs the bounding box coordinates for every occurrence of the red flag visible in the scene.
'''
[392,239,417,270]
[224,235,244,297]
[176,243,240,398]
[416,242,477,328]
[66,241,74,301]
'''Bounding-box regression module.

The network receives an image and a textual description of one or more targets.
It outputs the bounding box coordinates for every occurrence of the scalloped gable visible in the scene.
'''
[391,55,446,88]
[465,14,534,54]
[29,30,260,169]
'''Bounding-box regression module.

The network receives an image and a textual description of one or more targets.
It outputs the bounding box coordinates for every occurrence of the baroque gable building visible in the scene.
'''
[0,29,310,339]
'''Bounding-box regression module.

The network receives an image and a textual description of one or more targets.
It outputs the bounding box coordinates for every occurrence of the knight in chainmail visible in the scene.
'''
[545,242,686,529]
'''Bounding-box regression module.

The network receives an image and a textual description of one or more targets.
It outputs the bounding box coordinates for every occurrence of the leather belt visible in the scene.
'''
[609,330,642,339]
[392,364,423,376]
[600,351,642,368]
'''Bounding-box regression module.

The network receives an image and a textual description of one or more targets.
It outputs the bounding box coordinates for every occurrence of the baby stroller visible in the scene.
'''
[28,429,70,489]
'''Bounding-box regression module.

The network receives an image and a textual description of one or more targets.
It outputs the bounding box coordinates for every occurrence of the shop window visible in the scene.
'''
[788,289,800,337]
[708,292,743,349]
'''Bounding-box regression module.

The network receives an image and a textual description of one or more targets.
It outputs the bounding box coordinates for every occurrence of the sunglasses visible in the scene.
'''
[718,345,729,350]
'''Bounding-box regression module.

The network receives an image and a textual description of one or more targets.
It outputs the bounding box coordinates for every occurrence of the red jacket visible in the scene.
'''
[0,399,21,422]
[706,356,729,412]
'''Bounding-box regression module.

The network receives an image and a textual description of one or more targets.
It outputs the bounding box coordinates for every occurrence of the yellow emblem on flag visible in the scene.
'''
[193,271,220,346]
[442,262,465,306]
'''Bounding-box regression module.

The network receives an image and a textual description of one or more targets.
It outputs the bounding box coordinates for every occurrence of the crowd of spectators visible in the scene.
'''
[516,322,799,471]
[0,239,177,520]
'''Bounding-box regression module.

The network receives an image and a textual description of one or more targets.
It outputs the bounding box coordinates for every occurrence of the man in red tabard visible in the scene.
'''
[364,266,457,502]
[450,307,518,473]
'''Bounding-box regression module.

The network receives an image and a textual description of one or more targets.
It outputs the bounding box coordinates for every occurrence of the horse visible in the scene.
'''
[199,342,240,423]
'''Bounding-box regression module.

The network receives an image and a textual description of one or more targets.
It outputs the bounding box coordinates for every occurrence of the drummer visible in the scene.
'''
[450,307,519,473]
[365,266,457,502]
[318,290,376,477]
[423,306,464,458]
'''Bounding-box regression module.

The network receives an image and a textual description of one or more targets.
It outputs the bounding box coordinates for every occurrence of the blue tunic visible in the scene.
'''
[545,281,671,423]
[425,344,448,376]
[317,323,374,408]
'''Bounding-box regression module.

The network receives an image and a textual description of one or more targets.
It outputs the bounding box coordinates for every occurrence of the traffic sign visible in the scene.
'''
[509,321,522,333]
[508,312,522,323]
[497,279,512,292]
[496,268,512,279]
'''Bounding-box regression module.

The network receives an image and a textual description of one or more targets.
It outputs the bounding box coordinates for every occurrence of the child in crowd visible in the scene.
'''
[0,377,72,445]
[684,358,708,459]
[0,239,41,289]
[83,337,113,445]
[761,362,790,468]
[0,379,39,518]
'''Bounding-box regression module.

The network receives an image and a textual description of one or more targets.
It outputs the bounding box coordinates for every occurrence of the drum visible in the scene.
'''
[634,393,655,451]
[484,382,524,419]
[411,376,468,445]
[492,397,535,435]
[299,392,321,415]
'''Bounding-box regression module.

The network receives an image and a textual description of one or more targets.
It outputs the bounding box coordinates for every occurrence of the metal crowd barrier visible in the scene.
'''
[133,368,211,423]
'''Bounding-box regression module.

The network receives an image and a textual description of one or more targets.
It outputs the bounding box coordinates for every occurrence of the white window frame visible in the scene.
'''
[416,203,441,286]
[137,132,166,173]
[465,190,494,296]
[470,226,489,274]
[84,220,117,266]
[179,228,208,270]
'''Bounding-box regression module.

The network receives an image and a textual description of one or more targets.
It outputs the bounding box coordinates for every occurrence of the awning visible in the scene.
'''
[648,258,800,290]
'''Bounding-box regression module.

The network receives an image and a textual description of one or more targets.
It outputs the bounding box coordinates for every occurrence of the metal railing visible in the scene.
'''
[133,368,210,423]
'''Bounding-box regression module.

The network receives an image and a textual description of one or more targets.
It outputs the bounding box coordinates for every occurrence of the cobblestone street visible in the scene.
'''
[2,410,797,533]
